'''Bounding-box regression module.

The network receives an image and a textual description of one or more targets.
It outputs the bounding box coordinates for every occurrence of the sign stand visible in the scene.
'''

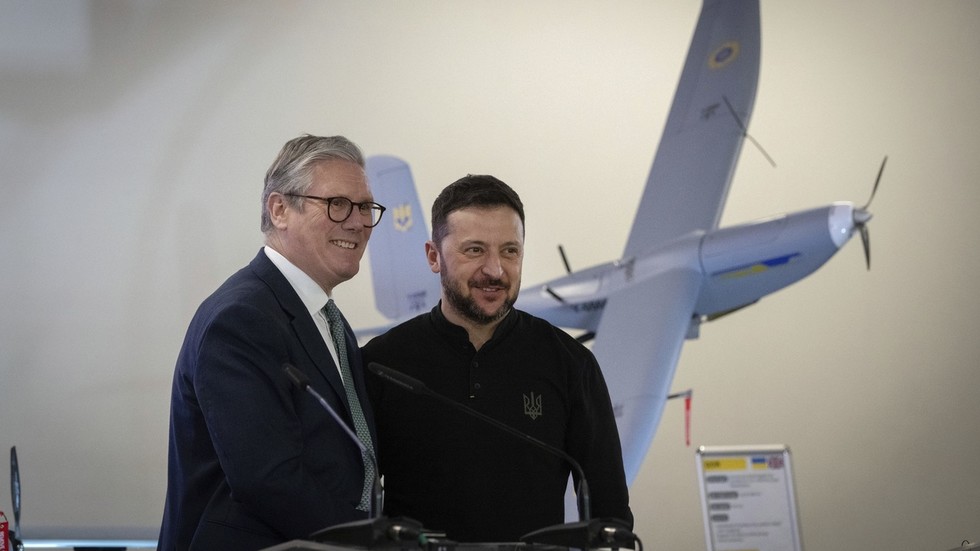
[696,444,803,551]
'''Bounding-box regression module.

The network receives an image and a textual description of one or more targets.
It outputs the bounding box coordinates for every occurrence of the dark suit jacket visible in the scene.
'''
[159,250,377,550]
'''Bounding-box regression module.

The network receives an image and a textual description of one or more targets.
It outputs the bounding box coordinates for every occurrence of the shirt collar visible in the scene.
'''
[263,246,331,317]
[430,300,519,350]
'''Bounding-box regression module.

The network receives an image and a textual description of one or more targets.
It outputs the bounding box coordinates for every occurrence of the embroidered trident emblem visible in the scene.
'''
[523,392,542,420]
[392,203,413,232]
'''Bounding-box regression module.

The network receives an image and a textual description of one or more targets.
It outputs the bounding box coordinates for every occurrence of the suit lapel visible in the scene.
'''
[249,250,353,415]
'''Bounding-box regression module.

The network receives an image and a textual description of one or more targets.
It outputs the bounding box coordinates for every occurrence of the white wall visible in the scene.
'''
[1,1,978,549]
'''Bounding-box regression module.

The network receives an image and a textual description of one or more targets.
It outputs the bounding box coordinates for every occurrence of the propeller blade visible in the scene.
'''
[558,245,572,274]
[854,155,886,270]
[863,155,888,210]
[544,285,567,304]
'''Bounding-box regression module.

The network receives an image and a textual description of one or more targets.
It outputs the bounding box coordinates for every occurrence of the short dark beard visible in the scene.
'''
[441,271,515,325]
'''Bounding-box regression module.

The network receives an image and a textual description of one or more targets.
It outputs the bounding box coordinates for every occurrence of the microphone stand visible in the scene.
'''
[283,364,423,548]
[367,362,592,524]
[369,362,637,549]
[283,364,382,518]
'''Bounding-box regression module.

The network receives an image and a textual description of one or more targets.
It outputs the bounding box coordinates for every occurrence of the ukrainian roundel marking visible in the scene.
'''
[392,203,413,232]
[712,252,802,280]
[708,40,740,69]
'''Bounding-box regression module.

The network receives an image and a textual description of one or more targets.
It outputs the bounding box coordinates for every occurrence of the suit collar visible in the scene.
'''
[249,249,350,408]
[263,245,330,315]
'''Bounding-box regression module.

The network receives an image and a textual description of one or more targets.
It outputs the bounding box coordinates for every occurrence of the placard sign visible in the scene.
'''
[696,445,803,551]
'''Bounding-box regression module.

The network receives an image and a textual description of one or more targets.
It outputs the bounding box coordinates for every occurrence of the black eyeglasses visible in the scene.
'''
[285,194,386,227]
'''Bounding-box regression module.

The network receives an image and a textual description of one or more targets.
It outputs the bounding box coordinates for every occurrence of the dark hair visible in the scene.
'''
[260,134,365,233]
[430,174,525,246]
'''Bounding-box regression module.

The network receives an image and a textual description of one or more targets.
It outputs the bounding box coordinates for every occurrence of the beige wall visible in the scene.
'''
[1,1,978,548]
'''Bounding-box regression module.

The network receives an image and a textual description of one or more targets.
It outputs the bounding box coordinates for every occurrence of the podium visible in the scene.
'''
[261,542,558,551]
[258,517,636,551]
[262,542,361,551]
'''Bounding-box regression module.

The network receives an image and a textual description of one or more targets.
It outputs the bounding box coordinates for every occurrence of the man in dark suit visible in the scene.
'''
[159,135,386,550]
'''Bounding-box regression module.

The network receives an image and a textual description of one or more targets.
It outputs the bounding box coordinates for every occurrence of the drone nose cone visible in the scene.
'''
[828,203,858,248]
[854,209,873,225]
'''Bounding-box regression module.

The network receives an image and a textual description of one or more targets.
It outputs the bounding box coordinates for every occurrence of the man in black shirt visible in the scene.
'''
[362,175,632,542]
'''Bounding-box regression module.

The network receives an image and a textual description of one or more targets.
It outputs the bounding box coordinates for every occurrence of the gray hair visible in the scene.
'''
[261,134,365,233]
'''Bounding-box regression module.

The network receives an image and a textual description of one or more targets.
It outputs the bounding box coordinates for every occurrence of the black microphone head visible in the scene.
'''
[386,519,423,542]
[310,517,423,547]
[282,363,312,391]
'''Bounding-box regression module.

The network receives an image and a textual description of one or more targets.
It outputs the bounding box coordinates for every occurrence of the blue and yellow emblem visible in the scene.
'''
[391,203,413,232]
[712,252,801,280]
[708,40,740,69]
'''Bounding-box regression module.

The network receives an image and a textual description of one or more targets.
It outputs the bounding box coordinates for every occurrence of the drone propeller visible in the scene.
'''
[558,244,573,274]
[853,156,887,270]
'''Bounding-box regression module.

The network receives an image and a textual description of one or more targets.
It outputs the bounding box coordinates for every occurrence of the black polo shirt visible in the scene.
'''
[363,304,632,542]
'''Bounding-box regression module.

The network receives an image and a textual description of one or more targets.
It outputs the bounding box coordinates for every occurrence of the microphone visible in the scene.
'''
[368,361,592,520]
[282,364,383,519]
[283,364,424,549]
[519,517,638,550]
[368,362,592,518]
[309,516,423,548]
[368,361,638,550]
